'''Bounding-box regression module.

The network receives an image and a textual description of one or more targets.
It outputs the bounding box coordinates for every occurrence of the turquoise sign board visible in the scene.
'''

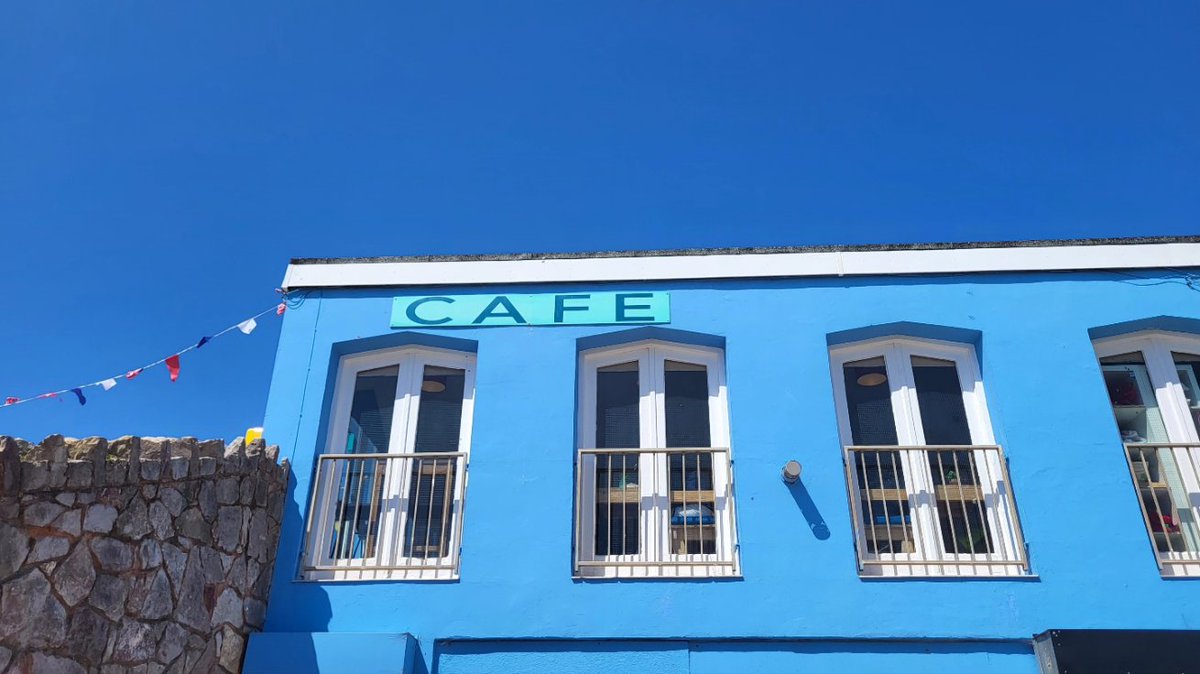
[391,292,670,328]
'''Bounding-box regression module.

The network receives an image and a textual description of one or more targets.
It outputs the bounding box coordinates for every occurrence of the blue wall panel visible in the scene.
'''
[243,632,416,674]
[689,640,1037,674]
[436,640,688,674]
[260,271,1200,672]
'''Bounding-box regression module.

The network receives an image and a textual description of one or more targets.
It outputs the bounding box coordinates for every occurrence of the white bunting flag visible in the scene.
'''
[2,296,286,412]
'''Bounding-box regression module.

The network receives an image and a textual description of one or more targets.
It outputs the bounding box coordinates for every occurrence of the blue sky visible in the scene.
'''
[1,2,1196,442]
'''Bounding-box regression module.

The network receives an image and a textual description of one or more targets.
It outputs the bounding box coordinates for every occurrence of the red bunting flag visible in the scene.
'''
[2,296,287,411]
[165,355,181,382]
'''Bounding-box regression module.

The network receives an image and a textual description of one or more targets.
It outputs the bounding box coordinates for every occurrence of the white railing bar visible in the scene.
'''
[860,558,1024,566]
[303,452,468,576]
[408,454,423,559]
[845,444,1029,573]
[574,447,736,575]
[304,562,459,571]
[848,445,1001,451]
[578,447,730,455]
[993,448,1030,568]
[319,451,467,460]
[576,560,736,567]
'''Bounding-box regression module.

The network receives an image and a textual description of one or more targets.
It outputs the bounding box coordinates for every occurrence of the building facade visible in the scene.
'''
[246,237,1200,673]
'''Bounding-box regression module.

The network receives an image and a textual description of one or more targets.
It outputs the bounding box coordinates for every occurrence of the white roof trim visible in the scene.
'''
[282,242,1200,289]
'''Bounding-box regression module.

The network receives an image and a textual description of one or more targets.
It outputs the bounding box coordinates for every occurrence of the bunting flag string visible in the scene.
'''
[2,296,293,409]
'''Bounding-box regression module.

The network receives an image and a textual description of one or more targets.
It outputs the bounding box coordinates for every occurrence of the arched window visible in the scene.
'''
[302,346,475,581]
[1094,330,1200,577]
[830,336,1029,577]
[574,340,740,578]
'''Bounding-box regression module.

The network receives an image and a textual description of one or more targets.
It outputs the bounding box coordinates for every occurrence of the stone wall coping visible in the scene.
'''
[0,435,287,495]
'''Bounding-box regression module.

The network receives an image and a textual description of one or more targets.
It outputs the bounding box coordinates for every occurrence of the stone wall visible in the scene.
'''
[0,435,289,674]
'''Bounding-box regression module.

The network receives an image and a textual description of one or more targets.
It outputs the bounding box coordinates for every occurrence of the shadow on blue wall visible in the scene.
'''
[252,472,333,671]
[786,479,831,540]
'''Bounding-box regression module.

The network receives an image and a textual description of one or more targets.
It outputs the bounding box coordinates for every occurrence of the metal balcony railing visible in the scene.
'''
[844,445,1029,576]
[302,452,467,580]
[574,447,740,578]
[1124,443,1200,573]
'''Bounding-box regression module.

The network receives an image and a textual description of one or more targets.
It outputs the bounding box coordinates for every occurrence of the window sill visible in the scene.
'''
[295,574,461,583]
[300,566,460,582]
[573,572,743,582]
[858,571,1039,581]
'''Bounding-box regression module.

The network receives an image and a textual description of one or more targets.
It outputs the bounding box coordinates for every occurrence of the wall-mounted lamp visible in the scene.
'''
[781,460,802,484]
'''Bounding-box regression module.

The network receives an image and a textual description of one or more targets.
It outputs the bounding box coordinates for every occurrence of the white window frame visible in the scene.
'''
[575,340,740,578]
[829,336,1029,577]
[1093,330,1200,577]
[303,345,476,581]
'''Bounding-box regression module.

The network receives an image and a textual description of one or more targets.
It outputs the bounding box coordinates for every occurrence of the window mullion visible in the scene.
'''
[643,347,666,567]
[891,343,942,564]
[1145,340,1200,561]
[392,355,424,568]
[1146,338,1199,444]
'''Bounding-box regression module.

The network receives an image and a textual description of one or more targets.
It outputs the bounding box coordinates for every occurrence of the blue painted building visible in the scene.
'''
[247,237,1200,673]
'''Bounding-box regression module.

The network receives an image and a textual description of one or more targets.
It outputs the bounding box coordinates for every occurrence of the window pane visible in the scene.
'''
[413,366,466,453]
[911,356,972,445]
[403,366,465,557]
[664,361,715,555]
[668,450,716,556]
[1172,352,1200,436]
[594,362,640,555]
[595,453,639,556]
[665,360,712,448]
[596,362,640,448]
[1101,353,1169,444]
[331,366,398,560]
[842,357,898,445]
[595,503,639,556]
[404,456,457,558]
[911,358,995,555]
[937,498,994,554]
[346,365,400,454]
[855,450,911,554]
[1101,353,1199,555]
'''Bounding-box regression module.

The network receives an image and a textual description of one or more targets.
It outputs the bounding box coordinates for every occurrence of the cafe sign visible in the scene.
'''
[391,291,670,328]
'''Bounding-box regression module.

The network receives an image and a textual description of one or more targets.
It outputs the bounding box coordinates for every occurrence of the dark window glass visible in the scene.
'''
[595,503,639,556]
[404,365,466,558]
[664,360,711,448]
[331,365,398,560]
[594,361,640,555]
[1101,352,1168,444]
[596,362,640,448]
[412,366,466,454]
[1173,352,1200,436]
[911,356,972,445]
[346,366,399,454]
[842,357,898,445]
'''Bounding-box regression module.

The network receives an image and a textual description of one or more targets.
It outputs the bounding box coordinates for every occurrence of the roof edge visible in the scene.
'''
[289,235,1200,266]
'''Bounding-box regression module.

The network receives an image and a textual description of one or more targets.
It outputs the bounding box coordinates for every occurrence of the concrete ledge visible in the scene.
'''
[244,632,417,674]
